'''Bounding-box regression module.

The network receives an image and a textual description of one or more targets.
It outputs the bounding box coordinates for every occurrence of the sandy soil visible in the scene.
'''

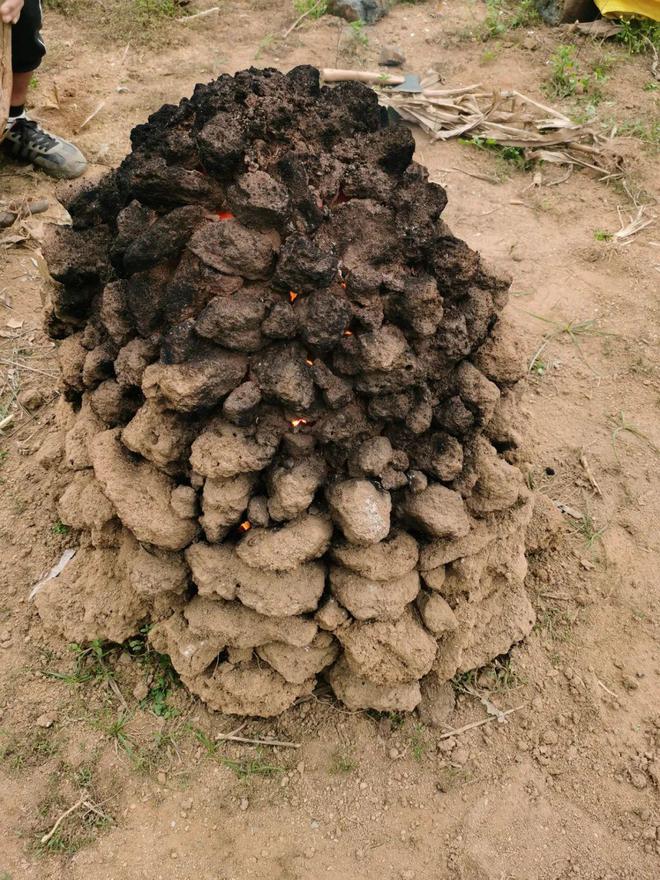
[0,2,659,878]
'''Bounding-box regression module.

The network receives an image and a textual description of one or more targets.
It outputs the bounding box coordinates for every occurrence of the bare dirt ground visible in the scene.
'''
[0,2,659,878]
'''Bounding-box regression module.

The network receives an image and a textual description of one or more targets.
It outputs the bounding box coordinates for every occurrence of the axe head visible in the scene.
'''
[391,74,422,93]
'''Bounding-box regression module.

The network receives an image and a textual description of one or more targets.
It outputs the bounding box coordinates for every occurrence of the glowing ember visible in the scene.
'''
[289,291,298,303]
[239,520,252,532]
[340,281,347,289]
[291,418,307,428]
[305,359,314,366]
[216,211,235,221]
[343,329,353,337]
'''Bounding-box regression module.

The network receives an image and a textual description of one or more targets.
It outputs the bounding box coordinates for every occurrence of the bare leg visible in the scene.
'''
[10,71,31,108]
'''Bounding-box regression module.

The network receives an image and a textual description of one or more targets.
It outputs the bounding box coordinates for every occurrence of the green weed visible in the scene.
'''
[329,747,356,774]
[616,18,660,55]
[526,314,611,376]
[482,0,539,39]
[221,756,285,780]
[45,640,115,686]
[124,628,181,719]
[454,654,525,694]
[410,724,428,762]
[134,0,178,21]
[349,20,369,48]
[616,119,660,149]
[547,45,586,98]
[293,0,327,18]
[609,411,660,463]
[643,81,658,92]
[576,511,607,549]
[459,135,532,176]
[0,450,8,467]
[52,520,70,536]
[593,229,612,241]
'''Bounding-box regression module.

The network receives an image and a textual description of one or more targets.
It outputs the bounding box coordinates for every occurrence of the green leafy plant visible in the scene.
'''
[483,0,539,39]
[349,19,369,48]
[134,0,179,21]
[293,0,327,18]
[52,520,70,536]
[616,18,660,55]
[547,45,585,98]
[594,229,612,241]
[45,640,116,685]
[329,747,356,774]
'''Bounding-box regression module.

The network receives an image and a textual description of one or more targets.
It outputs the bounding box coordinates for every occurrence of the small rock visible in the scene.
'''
[629,770,647,790]
[542,729,558,746]
[157,771,167,785]
[19,387,46,411]
[389,747,399,759]
[240,797,249,811]
[452,747,469,765]
[133,681,149,701]
[36,712,56,728]
[379,45,406,67]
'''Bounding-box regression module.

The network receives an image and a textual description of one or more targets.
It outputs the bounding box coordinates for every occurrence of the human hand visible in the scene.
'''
[1,0,24,25]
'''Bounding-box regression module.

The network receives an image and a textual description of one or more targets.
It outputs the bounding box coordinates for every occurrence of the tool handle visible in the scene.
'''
[1,22,11,141]
[320,68,405,86]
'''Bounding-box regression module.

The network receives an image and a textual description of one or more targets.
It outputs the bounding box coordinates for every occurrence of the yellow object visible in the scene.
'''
[594,0,660,20]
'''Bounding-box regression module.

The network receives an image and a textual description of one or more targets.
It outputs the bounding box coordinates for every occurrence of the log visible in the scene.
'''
[1,23,11,140]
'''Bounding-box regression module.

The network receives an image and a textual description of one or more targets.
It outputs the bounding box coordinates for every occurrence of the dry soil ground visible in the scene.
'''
[0,2,659,879]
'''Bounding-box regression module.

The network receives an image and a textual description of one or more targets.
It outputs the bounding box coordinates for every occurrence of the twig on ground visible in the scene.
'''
[40,794,88,845]
[283,0,324,38]
[438,705,524,740]
[579,452,603,497]
[215,733,301,749]
[597,679,620,700]
[176,6,220,23]
[0,357,57,378]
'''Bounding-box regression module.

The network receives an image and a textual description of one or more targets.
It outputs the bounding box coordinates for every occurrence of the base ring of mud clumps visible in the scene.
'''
[39,65,545,718]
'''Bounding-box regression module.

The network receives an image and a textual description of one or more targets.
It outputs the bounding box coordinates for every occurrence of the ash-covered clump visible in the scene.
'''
[39,65,544,718]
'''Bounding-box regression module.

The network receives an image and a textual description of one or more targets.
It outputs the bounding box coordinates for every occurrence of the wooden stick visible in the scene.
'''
[0,23,11,141]
[176,6,220,23]
[320,68,405,86]
[579,452,603,497]
[0,358,58,378]
[438,705,524,740]
[40,794,87,844]
[215,733,301,749]
[283,0,323,38]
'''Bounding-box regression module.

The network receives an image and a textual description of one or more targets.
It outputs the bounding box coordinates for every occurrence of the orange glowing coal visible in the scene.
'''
[216,211,235,221]
[239,520,252,532]
[305,358,313,366]
[289,291,298,303]
[291,418,307,428]
[343,329,353,337]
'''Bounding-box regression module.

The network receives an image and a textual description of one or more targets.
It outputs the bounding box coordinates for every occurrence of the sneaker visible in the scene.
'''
[3,117,87,180]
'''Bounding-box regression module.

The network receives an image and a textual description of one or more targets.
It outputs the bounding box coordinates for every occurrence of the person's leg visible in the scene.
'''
[4,0,87,179]
[10,71,31,110]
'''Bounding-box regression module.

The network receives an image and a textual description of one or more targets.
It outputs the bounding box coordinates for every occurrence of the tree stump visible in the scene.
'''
[534,0,600,23]
[1,23,11,139]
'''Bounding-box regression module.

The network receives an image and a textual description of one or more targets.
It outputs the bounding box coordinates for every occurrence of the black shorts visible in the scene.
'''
[12,0,46,74]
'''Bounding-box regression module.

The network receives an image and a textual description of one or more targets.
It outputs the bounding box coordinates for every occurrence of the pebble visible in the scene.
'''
[542,729,558,746]
[629,770,647,790]
[452,747,469,765]
[36,712,56,728]
[389,747,399,760]
[240,797,249,811]
[157,771,167,785]
[359,781,368,791]
[133,681,150,701]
